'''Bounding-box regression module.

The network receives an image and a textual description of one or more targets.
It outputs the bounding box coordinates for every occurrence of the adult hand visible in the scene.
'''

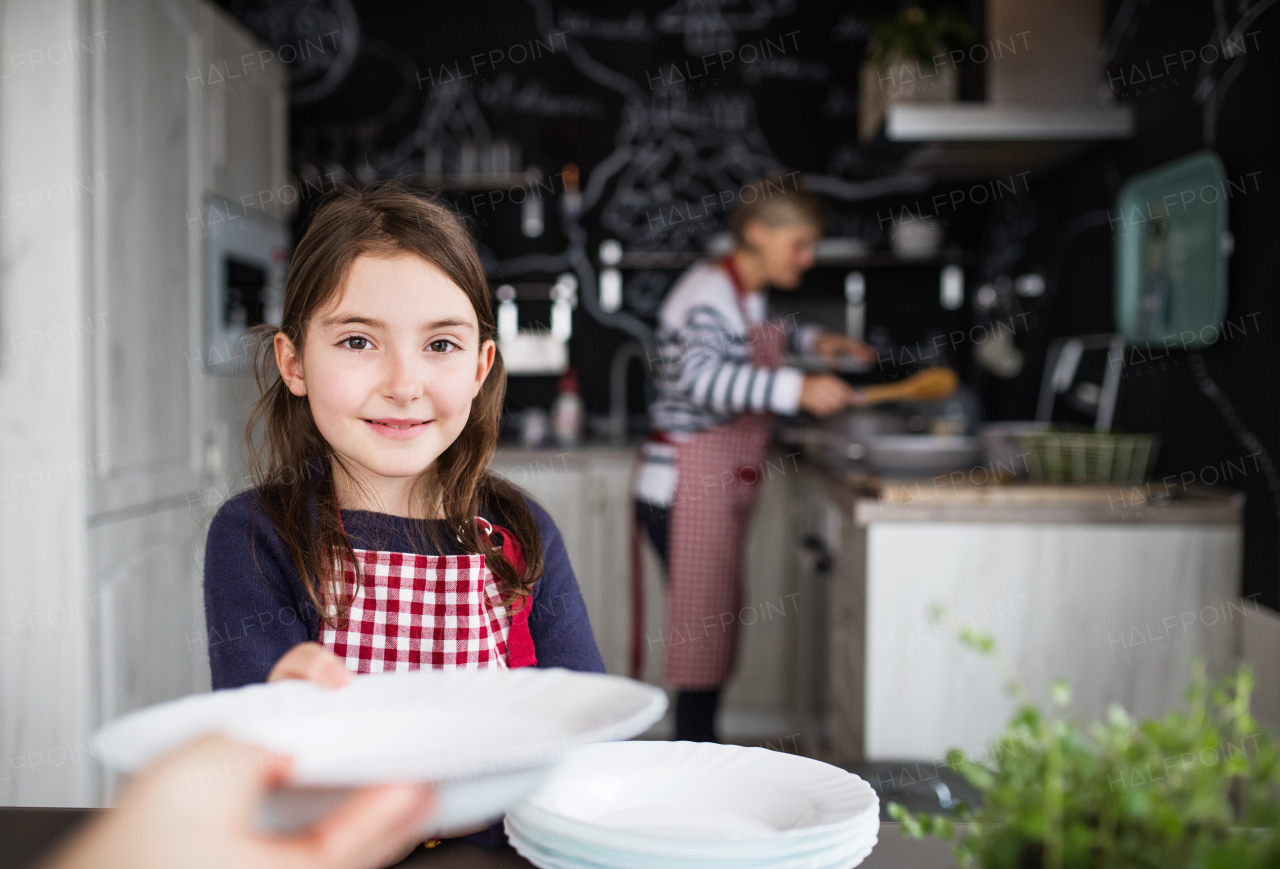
[799,373,859,417]
[268,642,351,688]
[812,333,877,367]
[42,734,437,869]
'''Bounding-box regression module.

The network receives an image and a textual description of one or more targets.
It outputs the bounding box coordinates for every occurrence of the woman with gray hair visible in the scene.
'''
[635,172,873,742]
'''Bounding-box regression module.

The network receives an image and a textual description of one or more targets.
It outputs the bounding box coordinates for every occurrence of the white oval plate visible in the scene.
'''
[94,668,667,786]
[512,742,878,858]
[509,803,878,866]
[506,809,877,869]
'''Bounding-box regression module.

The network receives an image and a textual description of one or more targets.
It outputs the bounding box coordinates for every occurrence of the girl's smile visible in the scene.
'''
[364,417,433,439]
[273,251,496,517]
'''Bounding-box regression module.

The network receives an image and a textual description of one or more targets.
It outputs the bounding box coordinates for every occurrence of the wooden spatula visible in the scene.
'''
[853,366,959,406]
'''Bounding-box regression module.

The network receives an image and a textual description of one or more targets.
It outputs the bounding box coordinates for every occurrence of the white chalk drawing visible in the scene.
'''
[227,0,361,105]
[556,9,655,41]
[478,73,604,118]
[281,0,929,345]
[653,0,796,55]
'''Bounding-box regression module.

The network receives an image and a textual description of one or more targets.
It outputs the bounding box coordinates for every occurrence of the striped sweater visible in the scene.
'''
[648,260,820,435]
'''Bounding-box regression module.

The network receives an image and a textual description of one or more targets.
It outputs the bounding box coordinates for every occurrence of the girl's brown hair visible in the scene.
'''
[245,182,542,623]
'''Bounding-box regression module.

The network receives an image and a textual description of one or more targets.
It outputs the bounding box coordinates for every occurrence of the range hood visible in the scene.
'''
[885,0,1133,177]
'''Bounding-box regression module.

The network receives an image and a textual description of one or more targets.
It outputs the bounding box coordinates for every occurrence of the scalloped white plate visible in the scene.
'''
[508,741,879,861]
[506,809,877,869]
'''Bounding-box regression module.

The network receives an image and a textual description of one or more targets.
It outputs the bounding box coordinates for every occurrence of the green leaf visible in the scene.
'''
[914,661,1280,869]
[958,626,996,654]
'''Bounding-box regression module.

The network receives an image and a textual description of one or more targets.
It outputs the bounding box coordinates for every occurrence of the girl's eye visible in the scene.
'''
[429,339,458,353]
[340,336,370,351]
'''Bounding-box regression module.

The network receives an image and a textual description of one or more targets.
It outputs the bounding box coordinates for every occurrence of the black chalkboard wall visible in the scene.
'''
[214,0,1279,609]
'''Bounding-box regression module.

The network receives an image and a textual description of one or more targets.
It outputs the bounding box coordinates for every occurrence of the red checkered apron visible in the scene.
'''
[321,515,537,673]
[664,262,787,689]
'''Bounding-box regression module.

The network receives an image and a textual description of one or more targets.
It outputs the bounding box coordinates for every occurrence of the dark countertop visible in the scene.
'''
[1,808,956,869]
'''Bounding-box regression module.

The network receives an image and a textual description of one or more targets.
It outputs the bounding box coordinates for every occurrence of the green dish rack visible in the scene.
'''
[1015,432,1160,485]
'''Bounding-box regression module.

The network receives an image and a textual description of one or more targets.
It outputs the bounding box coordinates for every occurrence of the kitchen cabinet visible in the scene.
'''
[793,477,866,760]
[0,0,286,807]
[797,465,1245,763]
[490,447,636,677]
[492,445,803,741]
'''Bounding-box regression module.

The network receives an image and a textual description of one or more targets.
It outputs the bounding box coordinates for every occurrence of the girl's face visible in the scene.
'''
[274,252,495,502]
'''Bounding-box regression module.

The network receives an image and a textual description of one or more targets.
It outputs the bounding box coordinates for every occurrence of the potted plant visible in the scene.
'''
[889,626,1280,868]
[860,6,973,140]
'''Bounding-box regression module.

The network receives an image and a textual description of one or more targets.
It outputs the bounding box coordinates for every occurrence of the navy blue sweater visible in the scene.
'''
[201,481,605,847]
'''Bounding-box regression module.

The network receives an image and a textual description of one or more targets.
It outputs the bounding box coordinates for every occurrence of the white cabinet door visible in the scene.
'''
[88,0,202,514]
[864,523,1242,760]
[87,0,285,749]
[92,507,205,723]
[577,458,633,675]
[87,0,206,731]
[490,452,636,675]
[201,2,288,216]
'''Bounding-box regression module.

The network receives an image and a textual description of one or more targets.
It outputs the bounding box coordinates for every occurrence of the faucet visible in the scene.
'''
[608,340,649,444]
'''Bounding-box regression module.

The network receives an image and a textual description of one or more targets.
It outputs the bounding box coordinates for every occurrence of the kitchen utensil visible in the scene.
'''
[1016,431,1160,485]
[815,237,871,259]
[825,409,910,442]
[889,219,943,259]
[854,367,959,406]
[779,411,910,470]
[1035,334,1125,432]
[94,668,667,836]
[523,407,550,446]
[978,421,1051,478]
[864,434,982,475]
[1113,150,1230,348]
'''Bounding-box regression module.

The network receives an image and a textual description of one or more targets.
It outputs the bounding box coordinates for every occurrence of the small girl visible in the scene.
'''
[201,183,604,848]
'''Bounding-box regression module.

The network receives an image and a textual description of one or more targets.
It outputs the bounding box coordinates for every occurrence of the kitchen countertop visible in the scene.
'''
[0,808,956,869]
[491,442,641,465]
[485,445,1243,525]
[801,461,1244,526]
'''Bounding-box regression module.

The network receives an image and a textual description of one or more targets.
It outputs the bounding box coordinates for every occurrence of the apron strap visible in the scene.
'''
[485,520,538,669]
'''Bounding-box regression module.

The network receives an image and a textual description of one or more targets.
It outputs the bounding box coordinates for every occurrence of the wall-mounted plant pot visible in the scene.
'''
[860,48,958,141]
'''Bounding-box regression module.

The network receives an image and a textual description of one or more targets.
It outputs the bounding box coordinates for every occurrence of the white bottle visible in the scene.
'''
[552,367,584,447]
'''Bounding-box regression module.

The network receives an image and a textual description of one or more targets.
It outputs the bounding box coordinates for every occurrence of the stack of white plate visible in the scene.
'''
[505,741,879,869]
[94,667,667,837]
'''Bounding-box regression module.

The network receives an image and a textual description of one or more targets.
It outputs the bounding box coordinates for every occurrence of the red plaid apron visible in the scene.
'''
[664,260,786,689]
[321,516,537,673]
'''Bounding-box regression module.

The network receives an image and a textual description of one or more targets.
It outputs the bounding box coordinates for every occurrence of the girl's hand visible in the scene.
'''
[268,642,352,689]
